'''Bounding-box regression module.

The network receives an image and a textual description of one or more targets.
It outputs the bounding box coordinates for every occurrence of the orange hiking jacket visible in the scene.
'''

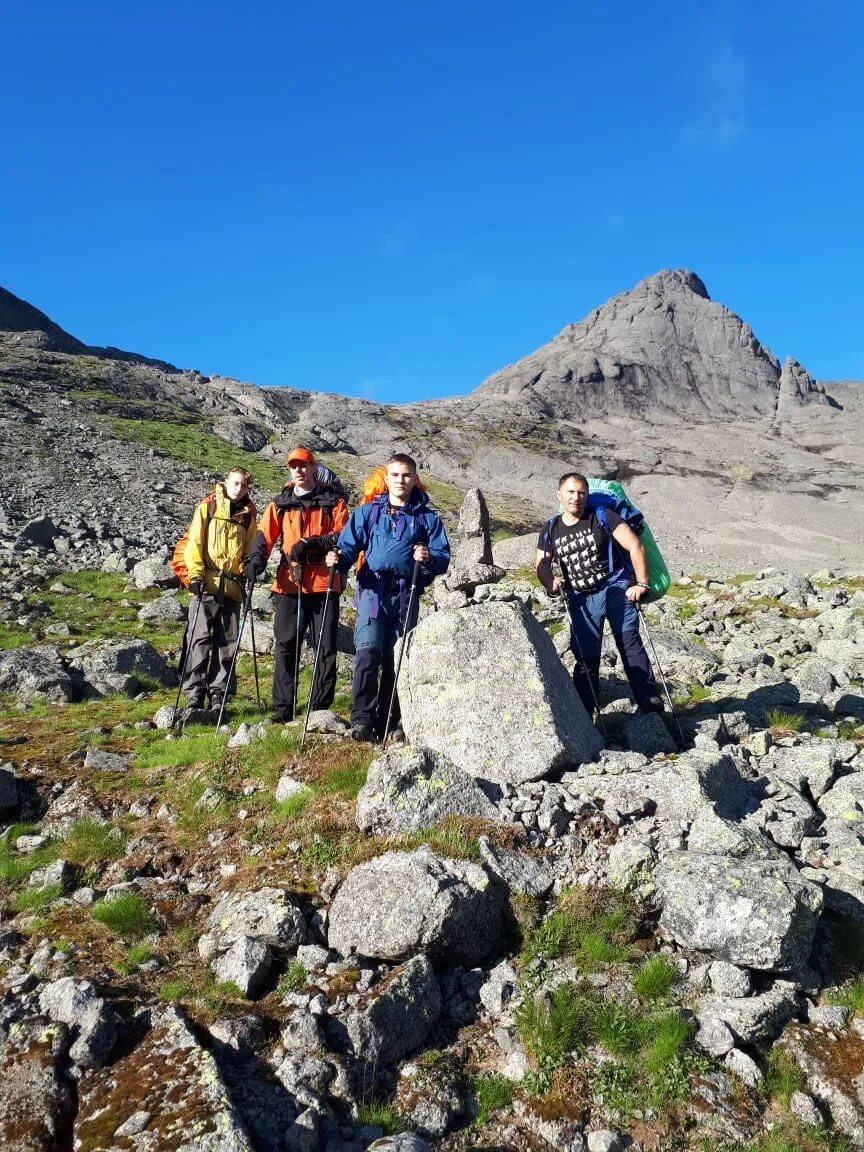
[249,483,348,595]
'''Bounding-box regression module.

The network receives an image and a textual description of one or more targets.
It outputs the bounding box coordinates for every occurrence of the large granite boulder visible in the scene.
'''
[401,602,602,784]
[355,746,499,835]
[66,638,176,696]
[328,847,504,965]
[0,645,75,706]
[198,887,307,964]
[655,851,822,971]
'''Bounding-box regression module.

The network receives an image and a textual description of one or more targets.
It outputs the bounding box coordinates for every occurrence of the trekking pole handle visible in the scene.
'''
[411,559,421,586]
[327,564,337,591]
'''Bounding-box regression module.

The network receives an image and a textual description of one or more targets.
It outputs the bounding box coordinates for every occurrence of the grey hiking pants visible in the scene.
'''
[181,595,240,702]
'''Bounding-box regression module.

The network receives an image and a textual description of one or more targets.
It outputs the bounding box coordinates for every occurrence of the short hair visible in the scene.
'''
[387,452,417,473]
[225,467,254,488]
[558,471,588,489]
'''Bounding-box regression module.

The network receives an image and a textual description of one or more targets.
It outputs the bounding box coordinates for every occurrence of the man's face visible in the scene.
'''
[385,462,416,504]
[225,472,250,501]
[289,460,316,488]
[559,478,588,518]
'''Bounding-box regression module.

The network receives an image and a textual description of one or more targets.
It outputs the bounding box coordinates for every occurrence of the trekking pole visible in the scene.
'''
[215,592,255,731]
[301,566,336,749]
[247,588,262,711]
[636,603,685,746]
[293,563,303,722]
[171,588,204,729]
[383,561,421,746]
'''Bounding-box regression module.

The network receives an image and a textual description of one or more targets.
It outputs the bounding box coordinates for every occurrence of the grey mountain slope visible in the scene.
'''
[0,272,862,575]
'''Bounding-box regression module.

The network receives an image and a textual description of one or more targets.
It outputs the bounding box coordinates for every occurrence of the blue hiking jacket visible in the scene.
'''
[337,490,450,589]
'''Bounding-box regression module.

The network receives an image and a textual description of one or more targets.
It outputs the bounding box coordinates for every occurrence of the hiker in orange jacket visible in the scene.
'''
[245,447,349,722]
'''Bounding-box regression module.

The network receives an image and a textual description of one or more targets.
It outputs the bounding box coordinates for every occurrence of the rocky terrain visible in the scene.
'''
[1,486,864,1152]
[1,270,863,575]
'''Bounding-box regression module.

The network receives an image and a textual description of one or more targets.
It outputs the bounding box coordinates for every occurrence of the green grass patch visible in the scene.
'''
[674,682,712,709]
[276,960,307,997]
[355,1099,407,1137]
[10,883,63,912]
[91,892,156,939]
[523,887,637,970]
[110,417,285,494]
[0,826,59,890]
[763,1047,807,1106]
[62,820,125,867]
[116,942,154,975]
[472,1073,514,1125]
[273,788,315,821]
[517,982,592,1084]
[763,709,808,733]
[633,954,677,1001]
[828,975,864,1016]
[158,977,190,1002]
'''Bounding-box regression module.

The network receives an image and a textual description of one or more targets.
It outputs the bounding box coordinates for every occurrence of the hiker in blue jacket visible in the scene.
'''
[326,453,450,742]
[536,471,663,718]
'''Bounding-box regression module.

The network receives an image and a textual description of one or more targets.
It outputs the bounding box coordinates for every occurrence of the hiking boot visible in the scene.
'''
[638,695,665,714]
[349,724,379,744]
[209,693,227,718]
[272,708,294,724]
[185,692,205,709]
[385,723,405,746]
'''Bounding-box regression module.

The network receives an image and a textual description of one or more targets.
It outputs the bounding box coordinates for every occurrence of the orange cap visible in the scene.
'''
[287,446,316,466]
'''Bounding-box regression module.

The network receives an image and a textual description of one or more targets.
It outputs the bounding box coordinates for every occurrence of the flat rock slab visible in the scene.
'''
[401,602,602,784]
[356,745,499,835]
[656,850,822,971]
[328,846,504,965]
[75,1006,254,1151]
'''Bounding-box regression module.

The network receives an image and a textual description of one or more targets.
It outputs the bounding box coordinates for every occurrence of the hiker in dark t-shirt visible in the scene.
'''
[535,471,663,717]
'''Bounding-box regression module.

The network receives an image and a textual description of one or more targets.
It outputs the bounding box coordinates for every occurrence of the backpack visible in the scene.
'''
[170,495,255,588]
[546,478,670,602]
[355,467,428,573]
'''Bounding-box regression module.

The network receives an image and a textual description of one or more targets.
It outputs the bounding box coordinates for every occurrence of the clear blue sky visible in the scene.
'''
[2,1,862,402]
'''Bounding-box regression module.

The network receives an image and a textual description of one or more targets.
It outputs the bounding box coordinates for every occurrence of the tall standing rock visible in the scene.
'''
[401,601,602,783]
[445,488,505,592]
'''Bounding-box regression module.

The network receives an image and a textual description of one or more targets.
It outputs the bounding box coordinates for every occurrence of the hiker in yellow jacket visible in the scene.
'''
[182,468,257,712]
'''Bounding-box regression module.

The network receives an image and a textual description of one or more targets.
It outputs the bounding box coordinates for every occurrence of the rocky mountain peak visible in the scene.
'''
[469,268,802,422]
[0,285,84,353]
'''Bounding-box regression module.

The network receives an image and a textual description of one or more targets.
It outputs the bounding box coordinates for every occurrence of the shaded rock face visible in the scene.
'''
[470,269,790,421]
[0,1017,74,1152]
[345,954,441,1069]
[75,1006,255,1151]
[355,745,499,836]
[328,847,504,965]
[655,851,822,971]
[0,645,75,706]
[401,602,602,784]
[66,638,176,696]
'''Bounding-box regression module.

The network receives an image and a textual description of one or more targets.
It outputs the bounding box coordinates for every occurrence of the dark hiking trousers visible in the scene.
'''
[565,572,658,714]
[181,596,240,703]
[351,585,419,735]
[273,591,338,716]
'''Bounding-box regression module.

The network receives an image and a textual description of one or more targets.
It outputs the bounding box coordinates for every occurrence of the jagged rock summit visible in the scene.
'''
[469,269,831,420]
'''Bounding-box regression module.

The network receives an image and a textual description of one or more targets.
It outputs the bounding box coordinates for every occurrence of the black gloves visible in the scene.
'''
[244,560,261,590]
[289,538,311,562]
[189,579,204,597]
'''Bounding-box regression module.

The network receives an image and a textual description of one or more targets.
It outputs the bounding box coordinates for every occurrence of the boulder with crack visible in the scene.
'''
[198,887,307,995]
[67,638,176,696]
[0,645,75,706]
[401,602,602,784]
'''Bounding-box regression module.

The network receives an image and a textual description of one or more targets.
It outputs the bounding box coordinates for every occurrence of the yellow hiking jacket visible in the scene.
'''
[183,485,257,602]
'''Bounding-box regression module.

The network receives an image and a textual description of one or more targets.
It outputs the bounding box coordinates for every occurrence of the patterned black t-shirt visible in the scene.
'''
[537,509,622,594]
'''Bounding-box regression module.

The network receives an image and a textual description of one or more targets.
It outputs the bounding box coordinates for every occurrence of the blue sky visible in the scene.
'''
[2,1,862,402]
